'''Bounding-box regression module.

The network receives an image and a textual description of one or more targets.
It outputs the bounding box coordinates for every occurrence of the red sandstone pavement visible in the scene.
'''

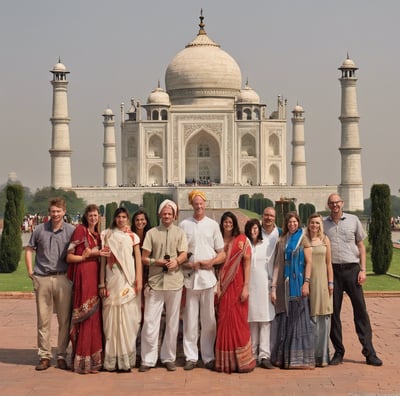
[0,294,399,396]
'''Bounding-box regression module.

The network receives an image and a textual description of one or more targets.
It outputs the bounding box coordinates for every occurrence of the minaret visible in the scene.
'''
[102,107,117,187]
[291,104,307,186]
[338,55,364,211]
[49,59,72,189]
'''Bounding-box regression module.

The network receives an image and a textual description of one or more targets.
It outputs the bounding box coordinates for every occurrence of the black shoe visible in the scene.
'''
[366,355,383,366]
[184,361,197,371]
[138,364,151,372]
[204,360,215,371]
[164,362,176,371]
[329,353,343,365]
[260,358,274,369]
[56,358,69,370]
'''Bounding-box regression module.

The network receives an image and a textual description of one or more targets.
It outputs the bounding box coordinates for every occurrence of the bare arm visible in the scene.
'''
[133,244,142,293]
[357,239,367,285]
[199,248,226,270]
[240,248,251,302]
[302,246,312,297]
[25,247,34,279]
[325,237,334,295]
[99,256,107,297]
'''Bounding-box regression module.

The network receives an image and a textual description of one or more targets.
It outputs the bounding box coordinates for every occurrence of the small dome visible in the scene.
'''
[293,104,304,112]
[53,62,66,72]
[103,107,114,116]
[339,55,358,70]
[237,84,260,104]
[147,87,170,106]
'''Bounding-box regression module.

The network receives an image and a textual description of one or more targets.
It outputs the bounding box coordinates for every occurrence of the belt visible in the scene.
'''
[332,263,359,269]
[34,271,66,276]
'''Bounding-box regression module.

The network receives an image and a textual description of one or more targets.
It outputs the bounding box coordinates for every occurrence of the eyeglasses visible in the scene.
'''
[328,200,343,206]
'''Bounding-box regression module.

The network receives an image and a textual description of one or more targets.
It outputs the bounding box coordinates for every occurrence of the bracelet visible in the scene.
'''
[149,258,154,266]
[360,269,366,272]
[98,284,105,289]
[271,285,277,289]
[328,281,334,286]
[304,277,311,283]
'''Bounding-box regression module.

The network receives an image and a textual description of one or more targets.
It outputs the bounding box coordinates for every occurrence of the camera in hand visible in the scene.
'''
[163,255,170,272]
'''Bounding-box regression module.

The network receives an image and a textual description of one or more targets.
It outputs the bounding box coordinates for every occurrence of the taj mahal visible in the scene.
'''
[48,13,364,212]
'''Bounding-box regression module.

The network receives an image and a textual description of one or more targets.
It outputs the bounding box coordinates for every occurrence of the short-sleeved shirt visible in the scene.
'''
[179,216,224,290]
[323,213,366,264]
[142,223,188,291]
[28,220,75,275]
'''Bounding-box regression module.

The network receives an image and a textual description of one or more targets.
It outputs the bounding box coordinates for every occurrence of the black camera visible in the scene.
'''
[163,255,170,272]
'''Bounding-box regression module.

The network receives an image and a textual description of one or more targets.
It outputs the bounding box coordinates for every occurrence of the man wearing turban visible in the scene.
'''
[179,190,226,370]
[139,200,188,372]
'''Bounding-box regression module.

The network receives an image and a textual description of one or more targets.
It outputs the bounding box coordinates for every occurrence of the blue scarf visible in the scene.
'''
[284,228,305,297]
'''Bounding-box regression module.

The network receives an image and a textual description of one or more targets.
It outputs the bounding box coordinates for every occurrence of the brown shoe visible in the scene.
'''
[35,358,51,371]
[57,358,69,370]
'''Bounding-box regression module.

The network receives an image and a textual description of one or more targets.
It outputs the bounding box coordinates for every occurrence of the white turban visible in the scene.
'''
[158,199,178,219]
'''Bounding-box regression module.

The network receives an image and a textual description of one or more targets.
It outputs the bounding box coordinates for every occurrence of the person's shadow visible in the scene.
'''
[0,347,66,366]
[0,348,37,365]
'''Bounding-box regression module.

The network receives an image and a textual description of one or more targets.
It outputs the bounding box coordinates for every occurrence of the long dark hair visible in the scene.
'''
[111,207,130,229]
[220,211,240,237]
[131,209,152,236]
[245,218,263,243]
[82,204,100,233]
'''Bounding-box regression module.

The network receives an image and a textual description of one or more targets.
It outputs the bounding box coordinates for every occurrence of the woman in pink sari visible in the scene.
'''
[215,211,256,373]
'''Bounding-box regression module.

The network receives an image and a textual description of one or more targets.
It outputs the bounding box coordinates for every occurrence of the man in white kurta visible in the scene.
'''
[179,190,226,370]
[248,207,279,369]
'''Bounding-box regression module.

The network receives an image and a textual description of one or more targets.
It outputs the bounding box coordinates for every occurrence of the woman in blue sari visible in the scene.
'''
[270,211,315,369]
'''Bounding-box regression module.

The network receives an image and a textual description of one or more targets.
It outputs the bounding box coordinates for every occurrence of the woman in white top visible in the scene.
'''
[245,218,276,369]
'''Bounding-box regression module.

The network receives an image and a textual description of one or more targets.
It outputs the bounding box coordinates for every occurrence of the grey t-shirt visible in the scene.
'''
[28,220,75,275]
[323,213,366,264]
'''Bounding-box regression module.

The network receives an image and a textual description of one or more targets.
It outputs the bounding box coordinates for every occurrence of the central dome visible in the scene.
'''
[165,14,242,102]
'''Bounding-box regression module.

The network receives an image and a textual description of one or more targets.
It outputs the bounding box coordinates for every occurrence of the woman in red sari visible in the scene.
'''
[215,211,256,373]
[67,204,104,373]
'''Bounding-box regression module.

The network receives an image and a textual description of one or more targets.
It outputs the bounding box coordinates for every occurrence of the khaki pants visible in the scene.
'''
[32,274,72,360]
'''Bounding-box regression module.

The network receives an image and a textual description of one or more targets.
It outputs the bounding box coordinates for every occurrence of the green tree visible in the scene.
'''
[27,187,86,216]
[142,192,172,226]
[368,184,392,274]
[105,202,118,228]
[0,184,24,273]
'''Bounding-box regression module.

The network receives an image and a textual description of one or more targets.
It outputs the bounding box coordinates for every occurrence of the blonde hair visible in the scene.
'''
[306,213,324,240]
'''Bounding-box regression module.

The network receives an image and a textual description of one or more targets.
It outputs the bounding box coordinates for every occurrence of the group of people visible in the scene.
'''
[25,192,382,375]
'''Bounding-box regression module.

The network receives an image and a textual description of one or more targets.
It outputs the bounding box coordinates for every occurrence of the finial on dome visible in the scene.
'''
[158,79,161,89]
[198,9,206,35]
[347,52,350,59]
[245,77,249,87]
[58,56,61,63]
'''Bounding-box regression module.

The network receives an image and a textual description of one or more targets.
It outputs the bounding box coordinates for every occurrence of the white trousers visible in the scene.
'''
[249,321,272,361]
[183,287,216,363]
[140,288,182,366]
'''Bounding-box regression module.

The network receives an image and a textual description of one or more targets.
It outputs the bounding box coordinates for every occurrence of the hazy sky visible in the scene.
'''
[1,0,399,198]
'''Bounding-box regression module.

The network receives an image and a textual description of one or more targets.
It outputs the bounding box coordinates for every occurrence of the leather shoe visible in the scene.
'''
[366,355,383,366]
[164,362,176,371]
[138,364,151,372]
[260,358,274,369]
[35,358,51,371]
[184,361,197,371]
[204,360,215,371]
[57,358,69,370]
[329,353,343,365]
